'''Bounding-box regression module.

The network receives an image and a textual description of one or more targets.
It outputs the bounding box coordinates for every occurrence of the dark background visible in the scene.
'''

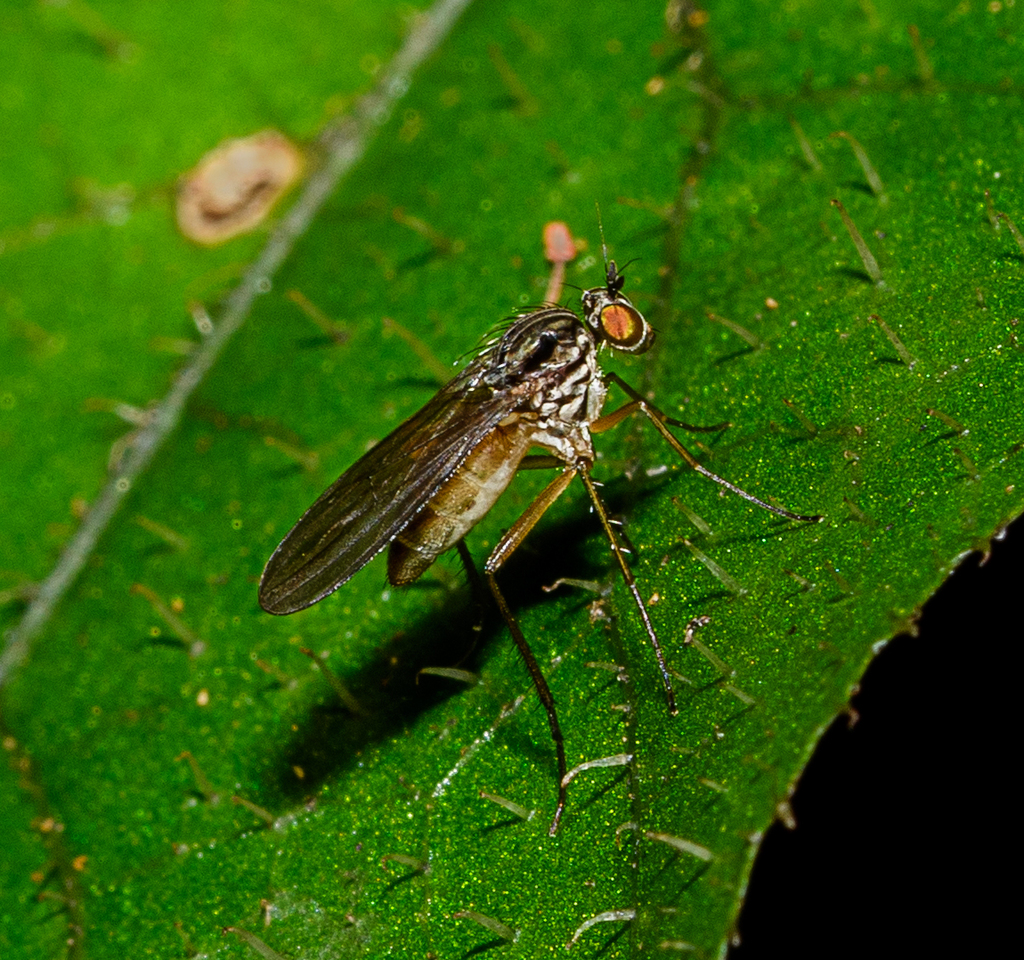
[733,513,1019,958]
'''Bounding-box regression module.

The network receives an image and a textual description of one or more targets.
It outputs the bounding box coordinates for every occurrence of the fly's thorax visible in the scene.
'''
[482,310,601,427]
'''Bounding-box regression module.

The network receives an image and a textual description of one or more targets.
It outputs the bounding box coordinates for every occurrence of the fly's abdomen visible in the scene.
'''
[387,424,533,584]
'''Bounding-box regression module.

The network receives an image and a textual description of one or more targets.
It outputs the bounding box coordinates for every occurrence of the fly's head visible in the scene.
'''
[581,260,654,355]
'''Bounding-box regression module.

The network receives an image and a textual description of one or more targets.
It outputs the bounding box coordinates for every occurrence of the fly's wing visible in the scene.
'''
[258,378,512,615]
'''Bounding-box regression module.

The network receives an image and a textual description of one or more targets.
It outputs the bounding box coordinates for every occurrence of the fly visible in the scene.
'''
[259,255,821,834]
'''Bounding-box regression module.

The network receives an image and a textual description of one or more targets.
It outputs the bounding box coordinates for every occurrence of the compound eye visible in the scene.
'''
[601,302,649,351]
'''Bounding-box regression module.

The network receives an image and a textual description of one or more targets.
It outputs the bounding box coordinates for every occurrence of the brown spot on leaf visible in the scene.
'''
[177,130,302,245]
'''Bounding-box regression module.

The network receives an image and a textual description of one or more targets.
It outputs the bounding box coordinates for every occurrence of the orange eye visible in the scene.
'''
[601,303,643,347]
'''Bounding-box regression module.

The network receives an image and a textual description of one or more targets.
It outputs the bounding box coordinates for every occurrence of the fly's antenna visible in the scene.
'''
[595,201,610,274]
[595,202,624,296]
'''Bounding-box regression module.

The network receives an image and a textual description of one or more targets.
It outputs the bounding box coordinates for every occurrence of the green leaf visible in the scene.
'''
[2,1,1021,958]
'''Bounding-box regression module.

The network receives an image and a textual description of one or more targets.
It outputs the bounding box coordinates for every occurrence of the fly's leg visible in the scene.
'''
[591,400,730,435]
[460,457,571,634]
[454,540,487,637]
[516,454,564,470]
[575,468,678,717]
[484,468,576,836]
[600,372,823,523]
